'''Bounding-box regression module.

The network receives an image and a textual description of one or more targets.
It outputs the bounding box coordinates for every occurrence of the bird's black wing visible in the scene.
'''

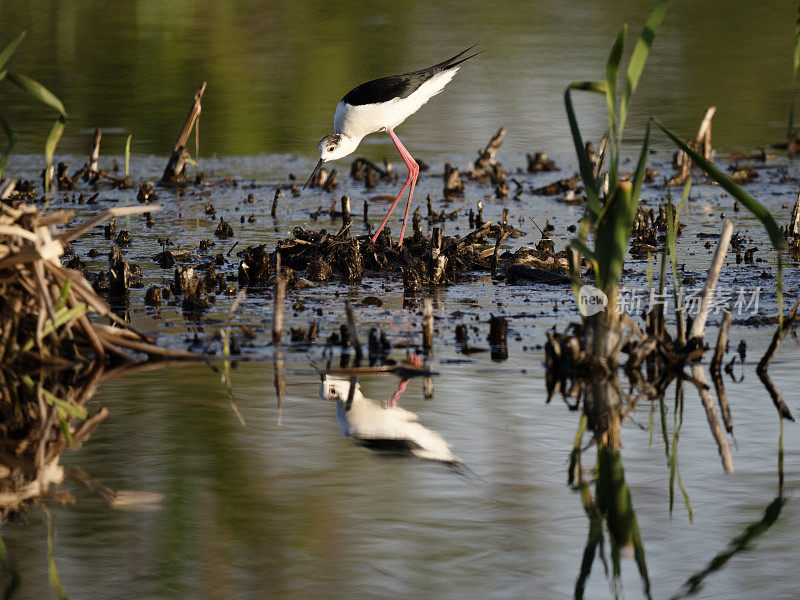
[340,45,480,106]
[341,73,421,106]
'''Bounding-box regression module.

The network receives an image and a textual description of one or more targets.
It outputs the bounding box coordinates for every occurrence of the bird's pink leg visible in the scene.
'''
[370,127,420,246]
[388,352,422,407]
[390,130,420,247]
[389,378,411,408]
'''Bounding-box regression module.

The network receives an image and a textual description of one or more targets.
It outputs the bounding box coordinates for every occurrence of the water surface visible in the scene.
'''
[0,0,797,159]
[2,357,797,599]
[1,1,800,598]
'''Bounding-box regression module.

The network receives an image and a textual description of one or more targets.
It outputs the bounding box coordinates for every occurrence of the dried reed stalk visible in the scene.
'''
[0,201,204,518]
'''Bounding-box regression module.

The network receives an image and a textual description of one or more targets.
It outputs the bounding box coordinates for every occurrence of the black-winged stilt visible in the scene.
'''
[305,46,480,246]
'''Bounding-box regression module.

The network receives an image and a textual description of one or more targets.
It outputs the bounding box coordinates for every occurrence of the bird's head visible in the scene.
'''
[320,376,362,403]
[304,134,358,188]
[317,133,354,161]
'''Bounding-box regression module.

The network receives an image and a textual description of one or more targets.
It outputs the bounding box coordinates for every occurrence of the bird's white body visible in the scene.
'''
[321,377,460,464]
[333,68,459,147]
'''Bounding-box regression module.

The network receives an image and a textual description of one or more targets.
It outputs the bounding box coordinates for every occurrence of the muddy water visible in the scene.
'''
[1,145,799,599]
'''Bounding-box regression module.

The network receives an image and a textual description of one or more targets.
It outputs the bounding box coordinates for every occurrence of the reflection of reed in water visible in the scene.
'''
[565,361,792,600]
[0,364,172,520]
[671,418,787,600]
[0,367,105,518]
[0,202,180,518]
[570,376,651,600]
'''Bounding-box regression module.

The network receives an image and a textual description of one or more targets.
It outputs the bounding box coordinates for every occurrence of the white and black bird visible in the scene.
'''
[306,46,480,246]
[320,376,460,465]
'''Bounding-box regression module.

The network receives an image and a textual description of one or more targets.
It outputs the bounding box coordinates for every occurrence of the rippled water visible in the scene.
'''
[2,1,800,598]
[2,360,797,599]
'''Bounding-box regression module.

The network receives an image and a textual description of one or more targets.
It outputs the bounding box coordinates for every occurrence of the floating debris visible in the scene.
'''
[155,249,176,268]
[443,163,464,195]
[471,127,506,182]
[137,182,157,203]
[526,152,559,172]
[215,216,234,239]
[114,229,132,247]
[532,174,582,196]
[351,157,388,188]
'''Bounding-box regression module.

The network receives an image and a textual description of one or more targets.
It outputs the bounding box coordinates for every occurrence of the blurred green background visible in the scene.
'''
[0,0,796,159]
[1,4,799,598]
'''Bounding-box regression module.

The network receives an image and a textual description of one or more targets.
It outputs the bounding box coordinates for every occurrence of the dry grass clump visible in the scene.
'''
[0,201,195,518]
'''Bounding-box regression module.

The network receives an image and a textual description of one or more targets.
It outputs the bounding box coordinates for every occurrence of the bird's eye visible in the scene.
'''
[327,147,334,152]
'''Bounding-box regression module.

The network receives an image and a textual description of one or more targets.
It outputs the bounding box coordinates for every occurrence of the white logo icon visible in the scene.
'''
[578,285,608,316]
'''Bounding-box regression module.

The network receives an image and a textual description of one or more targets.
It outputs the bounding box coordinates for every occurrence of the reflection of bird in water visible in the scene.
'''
[320,376,460,465]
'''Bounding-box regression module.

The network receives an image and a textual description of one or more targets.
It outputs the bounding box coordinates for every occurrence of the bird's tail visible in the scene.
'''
[435,44,482,72]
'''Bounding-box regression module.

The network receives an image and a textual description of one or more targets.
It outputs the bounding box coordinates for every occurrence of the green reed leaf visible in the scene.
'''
[0,112,17,180]
[0,32,25,73]
[620,0,670,134]
[6,72,66,117]
[565,81,606,220]
[605,25,626,192]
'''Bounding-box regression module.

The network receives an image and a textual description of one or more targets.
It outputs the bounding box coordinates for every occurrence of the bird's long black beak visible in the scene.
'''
[304,159,324,190]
